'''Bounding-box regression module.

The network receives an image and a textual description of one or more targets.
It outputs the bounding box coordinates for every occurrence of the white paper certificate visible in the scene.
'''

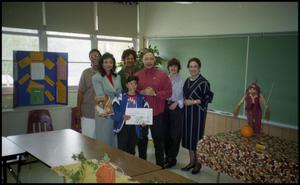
[125,108,153,125]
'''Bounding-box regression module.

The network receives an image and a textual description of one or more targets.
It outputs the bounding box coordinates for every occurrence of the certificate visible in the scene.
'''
[125,108,153,125]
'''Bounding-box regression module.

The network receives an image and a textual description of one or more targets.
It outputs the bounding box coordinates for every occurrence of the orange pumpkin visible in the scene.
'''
[96,162,116,183]
[240,125,254,138]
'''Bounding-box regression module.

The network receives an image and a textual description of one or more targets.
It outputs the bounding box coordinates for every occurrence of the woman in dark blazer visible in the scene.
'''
[181,57,214,174]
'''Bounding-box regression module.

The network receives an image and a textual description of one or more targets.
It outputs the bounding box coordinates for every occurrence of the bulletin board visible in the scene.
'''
[13,51,68,107]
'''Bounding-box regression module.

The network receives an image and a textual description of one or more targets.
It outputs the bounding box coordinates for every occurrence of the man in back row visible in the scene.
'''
[76,49,102,138]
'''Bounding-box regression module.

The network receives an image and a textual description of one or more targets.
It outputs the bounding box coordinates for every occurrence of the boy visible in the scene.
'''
[111,75,149,155]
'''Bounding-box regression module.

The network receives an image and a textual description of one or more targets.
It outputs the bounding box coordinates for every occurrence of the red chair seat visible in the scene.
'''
[71,107,82,133]
[27,109,53,133]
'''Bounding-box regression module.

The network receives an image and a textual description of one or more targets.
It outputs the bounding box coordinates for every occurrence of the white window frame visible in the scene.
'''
[97,35,135,71]
[97,35,135,45]
[2,28,40,94]
[2,27,137,96]
[46,31,93,91]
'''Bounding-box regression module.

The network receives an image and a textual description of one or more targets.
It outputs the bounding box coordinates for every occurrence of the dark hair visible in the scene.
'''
[167,58,181,72]
[187,57,201,68]
[98,52,117,77]
[121,49,137,61]
[126,75,139,84]
[89,49,101,57]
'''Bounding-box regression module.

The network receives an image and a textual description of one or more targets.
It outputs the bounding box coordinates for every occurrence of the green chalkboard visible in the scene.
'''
[247,34,298,127]
[149,32,298,127]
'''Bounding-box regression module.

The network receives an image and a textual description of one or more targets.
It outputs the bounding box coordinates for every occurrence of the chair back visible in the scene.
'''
[71,107,82,133]
[27,109,53,133]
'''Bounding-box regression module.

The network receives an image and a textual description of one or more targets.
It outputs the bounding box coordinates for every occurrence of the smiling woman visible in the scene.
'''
[92,52,122,147]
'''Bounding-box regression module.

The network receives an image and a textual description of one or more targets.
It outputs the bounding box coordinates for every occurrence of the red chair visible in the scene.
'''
[27,109,53,133]
[71,107,82,133]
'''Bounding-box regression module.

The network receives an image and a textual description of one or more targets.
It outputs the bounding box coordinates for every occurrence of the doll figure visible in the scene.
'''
[233,83,270,135]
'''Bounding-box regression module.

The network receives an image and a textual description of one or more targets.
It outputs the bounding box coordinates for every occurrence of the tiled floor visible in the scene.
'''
[4,141,244,183]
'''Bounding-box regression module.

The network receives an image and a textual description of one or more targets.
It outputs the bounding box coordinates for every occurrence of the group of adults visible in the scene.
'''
[76,48,214,175]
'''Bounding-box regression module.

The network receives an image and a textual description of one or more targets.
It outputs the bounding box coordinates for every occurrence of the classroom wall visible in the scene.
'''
[205,112,298,142]
[139,2,298,38]
[2,91,77,136]
[139,2,298,133]
[2,105,71,136]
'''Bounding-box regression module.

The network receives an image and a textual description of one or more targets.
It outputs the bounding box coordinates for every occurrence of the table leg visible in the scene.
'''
[8,164,20,183]
[3,160,7,183]
[16,154,22,183]
[216,172,220,183]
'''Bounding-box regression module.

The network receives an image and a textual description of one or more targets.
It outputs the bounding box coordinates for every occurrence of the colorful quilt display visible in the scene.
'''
[13,51,68,107]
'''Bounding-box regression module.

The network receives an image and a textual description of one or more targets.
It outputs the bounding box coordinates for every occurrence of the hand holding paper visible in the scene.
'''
[125,108,153,125]
[123,115,131,121]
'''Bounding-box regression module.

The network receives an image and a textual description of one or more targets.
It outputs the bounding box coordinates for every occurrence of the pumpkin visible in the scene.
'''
[96,162,116,183]
[240,125,254,138]
[96,153,116,183]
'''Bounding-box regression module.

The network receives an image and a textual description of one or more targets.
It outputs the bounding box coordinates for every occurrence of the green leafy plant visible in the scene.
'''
[72,152,99,171]
[55,152,100,183]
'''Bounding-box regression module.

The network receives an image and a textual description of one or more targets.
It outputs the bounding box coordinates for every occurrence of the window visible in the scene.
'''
[2,27,39,34]
[2,27,136,89]
[2,27,137,109]
[97,35,134,72]
[47,31,91,86]
[2,28,39,88]
[46,31,90,38]
[97,35,132,41]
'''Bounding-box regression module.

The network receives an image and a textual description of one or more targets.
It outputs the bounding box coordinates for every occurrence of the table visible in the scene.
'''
[133,169,196,183]
[7,129,161,177]
[2,137,26,183]
[196,131,298,183]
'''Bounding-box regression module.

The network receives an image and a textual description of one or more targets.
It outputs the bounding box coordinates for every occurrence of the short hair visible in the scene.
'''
[126,75,139,84]
[187,57,201,68]
[89,49,101,57]
[121,49,137,61]
[167,58,181,72]
[98,52,117,77]
[142,50,155,58]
